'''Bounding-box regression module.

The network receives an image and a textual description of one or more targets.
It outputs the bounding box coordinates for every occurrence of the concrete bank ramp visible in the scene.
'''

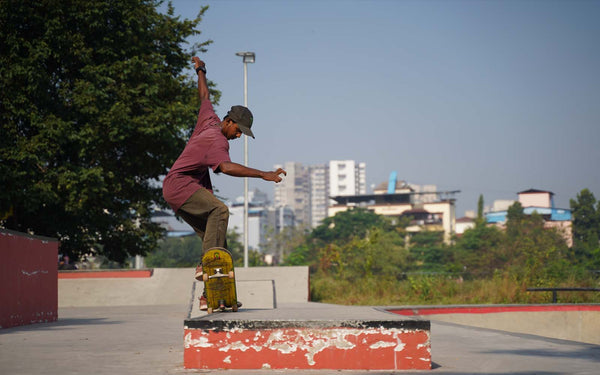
[59,266,309,310]
[390,304,600,345]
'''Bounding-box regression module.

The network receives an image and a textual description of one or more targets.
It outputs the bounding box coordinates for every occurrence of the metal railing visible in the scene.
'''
[526,287,600,303]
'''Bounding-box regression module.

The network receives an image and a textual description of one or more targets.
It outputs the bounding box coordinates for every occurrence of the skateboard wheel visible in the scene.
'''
[228,271,234,279]
[207,307,213,314]
[202,273,208,282]
[232,304,238,312]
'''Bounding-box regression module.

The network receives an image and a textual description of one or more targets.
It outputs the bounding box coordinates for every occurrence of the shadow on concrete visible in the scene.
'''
[480,346,600,362]
[428,373,565,375]
[0,318,121,333]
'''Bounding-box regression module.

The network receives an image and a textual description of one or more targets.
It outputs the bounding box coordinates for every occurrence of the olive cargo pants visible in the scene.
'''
[177,188,229,253]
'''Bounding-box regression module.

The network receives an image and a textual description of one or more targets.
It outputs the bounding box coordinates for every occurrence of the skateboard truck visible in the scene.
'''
[204,267,235,281]
[209,268,229,279]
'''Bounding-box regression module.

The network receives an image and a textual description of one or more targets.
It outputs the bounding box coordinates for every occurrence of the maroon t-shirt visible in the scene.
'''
[162,99,231,212]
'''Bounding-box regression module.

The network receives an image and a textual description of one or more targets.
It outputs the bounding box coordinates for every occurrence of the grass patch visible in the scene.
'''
[310,273,600,305]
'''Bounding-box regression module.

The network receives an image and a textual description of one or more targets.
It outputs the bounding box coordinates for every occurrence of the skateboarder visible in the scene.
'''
[162,56,286,310]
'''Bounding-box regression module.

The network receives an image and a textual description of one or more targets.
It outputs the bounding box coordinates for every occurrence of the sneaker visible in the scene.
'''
[199,295,208,311]
[194,265,203,281]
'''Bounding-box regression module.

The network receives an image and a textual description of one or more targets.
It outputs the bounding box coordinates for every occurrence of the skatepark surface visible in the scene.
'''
[1,302,600,375]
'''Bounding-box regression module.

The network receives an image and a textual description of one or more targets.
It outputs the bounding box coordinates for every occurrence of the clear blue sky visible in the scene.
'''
[162,0,600,216]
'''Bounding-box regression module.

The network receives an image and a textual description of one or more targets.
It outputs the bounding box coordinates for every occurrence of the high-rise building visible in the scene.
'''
[329,160,367,204]
[309,164,329,228]
[273,162,310,227]
[274,160,366,228]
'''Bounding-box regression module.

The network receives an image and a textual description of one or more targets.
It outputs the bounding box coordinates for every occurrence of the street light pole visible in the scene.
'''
[235,51,255,268]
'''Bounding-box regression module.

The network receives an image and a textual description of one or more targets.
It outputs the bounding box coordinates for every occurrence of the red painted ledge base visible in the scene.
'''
[183,321,431,370]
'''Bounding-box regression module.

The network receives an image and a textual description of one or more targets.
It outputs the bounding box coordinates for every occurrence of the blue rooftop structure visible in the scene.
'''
[486,207,572,223]
[485,189,572,223]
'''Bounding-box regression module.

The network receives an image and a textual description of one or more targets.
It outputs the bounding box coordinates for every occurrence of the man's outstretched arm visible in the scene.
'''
[218,161,286,183]
[192,56,209,101]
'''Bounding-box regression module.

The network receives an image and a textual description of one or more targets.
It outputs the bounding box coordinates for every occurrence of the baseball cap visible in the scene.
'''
[227,105,255,138]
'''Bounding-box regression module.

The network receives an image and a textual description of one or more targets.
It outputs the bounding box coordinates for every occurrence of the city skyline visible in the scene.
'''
[163,0,600,217]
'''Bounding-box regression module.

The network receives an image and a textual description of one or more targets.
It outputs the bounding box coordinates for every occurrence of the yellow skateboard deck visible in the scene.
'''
[201,247,238,313]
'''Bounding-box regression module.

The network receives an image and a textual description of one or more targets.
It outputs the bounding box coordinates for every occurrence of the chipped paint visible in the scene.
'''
[184,333,212,348]
[20,269,49,276]
[184,325,431,370]
[370,340,397,349]
[218,341,252,352]
[394,337,406,352]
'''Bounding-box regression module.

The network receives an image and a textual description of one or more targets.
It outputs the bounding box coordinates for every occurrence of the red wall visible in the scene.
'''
[0,229,59,328]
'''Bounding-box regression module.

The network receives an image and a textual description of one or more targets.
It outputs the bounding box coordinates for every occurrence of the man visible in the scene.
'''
[162,57,286,310]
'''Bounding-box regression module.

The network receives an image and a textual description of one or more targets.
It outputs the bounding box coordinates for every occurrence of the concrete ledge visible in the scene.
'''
[183,303,431,370]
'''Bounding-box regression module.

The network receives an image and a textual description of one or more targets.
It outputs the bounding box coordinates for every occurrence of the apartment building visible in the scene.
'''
[275,160,367,228]
[329,160,367,202]
[309,164,329,228]
[328,173,459,244]
[273,162,310,227]
[228,189,295,251]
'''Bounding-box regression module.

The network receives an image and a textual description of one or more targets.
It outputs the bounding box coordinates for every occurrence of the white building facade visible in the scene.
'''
[275,160,367,228]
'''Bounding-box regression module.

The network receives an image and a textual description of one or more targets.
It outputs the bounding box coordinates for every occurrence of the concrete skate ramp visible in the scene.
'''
[390,304,600,345]
[58,266,308,309]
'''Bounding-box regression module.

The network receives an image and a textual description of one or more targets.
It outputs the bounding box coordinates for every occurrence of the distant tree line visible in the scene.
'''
[283,188,600,287]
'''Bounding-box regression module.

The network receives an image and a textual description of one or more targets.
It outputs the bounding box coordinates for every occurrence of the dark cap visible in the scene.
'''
[227,105,255,138]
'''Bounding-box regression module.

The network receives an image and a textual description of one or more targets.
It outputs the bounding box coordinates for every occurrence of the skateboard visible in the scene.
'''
[201,247,238,314]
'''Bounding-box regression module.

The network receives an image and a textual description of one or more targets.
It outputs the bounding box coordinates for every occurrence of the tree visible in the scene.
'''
[570,189,600,268]
[408,231,451,272]
[476,194,485,226]
[261,225,309,265]
[501,202,571,283]
[285,208,406,274]
[310,208,391,246]
[506,201,525,240]
[0,0,218,262]
[145,235,203,268]
[452,223,504,277]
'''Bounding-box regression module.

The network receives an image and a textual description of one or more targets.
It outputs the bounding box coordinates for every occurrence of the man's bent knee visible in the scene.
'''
[213,203,229,221]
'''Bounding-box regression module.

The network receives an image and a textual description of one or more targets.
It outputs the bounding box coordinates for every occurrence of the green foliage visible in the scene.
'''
[261,225,309,265]
[145,229,266,268]
[408,231,452,272]
[310,208,392,246]
[570,189,600,269]
[303,192,597,305]
[284,208,407,278]
[476,194,485,226]
[145,235,203,267]
[0,0,218,262]
[311,272,600,306]
[452,224,504,277]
